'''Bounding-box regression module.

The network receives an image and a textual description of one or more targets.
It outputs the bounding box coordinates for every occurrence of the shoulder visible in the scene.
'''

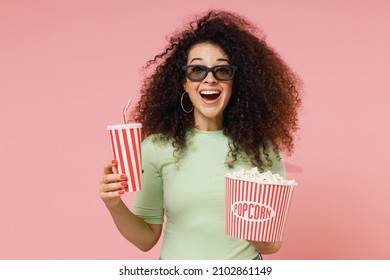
[142,134,175,157]
[261,141,286,177]
[142,134,171,147]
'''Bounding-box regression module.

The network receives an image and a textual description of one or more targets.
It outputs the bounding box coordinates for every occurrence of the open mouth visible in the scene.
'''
[200,90,221,101]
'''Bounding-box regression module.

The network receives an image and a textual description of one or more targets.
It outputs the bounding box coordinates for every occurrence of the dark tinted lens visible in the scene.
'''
[187,65,207,80]
[214,66,234,80]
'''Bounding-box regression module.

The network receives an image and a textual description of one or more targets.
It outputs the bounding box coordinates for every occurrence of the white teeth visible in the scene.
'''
[200,91,220,95]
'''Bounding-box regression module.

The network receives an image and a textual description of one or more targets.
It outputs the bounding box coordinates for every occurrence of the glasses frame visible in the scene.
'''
[182,64,238,81]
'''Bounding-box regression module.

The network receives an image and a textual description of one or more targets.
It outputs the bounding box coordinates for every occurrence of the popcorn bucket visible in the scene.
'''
[107,123,142,192]
[225,176,296,242]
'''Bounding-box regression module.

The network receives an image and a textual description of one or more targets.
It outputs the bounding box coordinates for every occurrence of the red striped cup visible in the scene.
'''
[107,123,142,192]
[225,176,296,242]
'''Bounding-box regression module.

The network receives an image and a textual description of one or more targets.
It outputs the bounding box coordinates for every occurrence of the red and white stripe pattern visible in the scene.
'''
[108,124,142,192]
[225,177,295,242]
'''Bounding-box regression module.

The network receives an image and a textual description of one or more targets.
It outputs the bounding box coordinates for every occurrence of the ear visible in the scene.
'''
[183,80,187,92]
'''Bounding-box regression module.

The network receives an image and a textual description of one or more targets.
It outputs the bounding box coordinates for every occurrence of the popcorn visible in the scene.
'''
[225,167,297,242]
[227,167,296,185]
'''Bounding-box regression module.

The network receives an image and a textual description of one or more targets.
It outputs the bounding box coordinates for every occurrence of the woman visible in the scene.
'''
[100,10,302,260]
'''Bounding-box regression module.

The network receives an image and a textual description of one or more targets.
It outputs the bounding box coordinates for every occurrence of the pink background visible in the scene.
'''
[1,0,389,259]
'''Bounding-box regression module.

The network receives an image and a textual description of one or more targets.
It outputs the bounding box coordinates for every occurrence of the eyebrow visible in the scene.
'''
[190,58,231,64]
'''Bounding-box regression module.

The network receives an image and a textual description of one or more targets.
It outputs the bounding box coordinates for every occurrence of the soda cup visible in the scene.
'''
[107,123,142,192]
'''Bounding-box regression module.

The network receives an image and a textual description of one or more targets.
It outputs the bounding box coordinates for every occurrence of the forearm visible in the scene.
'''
[248,241,282,255]
[107,200,161,252]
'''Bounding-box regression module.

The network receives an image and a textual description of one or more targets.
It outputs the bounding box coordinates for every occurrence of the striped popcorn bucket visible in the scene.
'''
[107,123,142,192]
[225,176,296,242]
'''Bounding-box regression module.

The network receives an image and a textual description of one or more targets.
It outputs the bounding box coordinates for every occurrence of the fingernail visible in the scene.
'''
[120,174,127,180]
[118,190,125,195]
[111,159,118,165]
[121,181,128,187]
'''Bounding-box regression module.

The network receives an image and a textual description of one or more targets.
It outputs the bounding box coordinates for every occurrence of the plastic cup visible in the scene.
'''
[107,123,142,192]
[225,176,296,242]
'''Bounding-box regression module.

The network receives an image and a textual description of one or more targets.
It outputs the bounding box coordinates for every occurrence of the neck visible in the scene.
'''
[193,110,224,131]
[194,120,223,131]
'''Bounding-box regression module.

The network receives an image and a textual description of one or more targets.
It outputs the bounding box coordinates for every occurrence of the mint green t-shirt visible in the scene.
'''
[133,129,285,260]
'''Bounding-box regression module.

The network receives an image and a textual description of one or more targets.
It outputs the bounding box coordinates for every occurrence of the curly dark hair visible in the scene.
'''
[133,9,302,169]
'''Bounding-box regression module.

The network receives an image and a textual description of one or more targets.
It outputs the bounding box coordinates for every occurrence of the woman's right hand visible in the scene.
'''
[99,160,128,208]
[99,160,162,251]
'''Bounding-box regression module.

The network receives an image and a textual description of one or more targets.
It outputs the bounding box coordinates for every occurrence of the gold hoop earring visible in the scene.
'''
[181,91,193,113]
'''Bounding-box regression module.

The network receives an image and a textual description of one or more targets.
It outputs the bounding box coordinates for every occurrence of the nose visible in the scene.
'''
[203,71,217,83]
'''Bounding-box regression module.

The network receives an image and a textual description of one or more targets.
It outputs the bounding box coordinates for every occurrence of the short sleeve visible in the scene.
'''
[132,137,164,224]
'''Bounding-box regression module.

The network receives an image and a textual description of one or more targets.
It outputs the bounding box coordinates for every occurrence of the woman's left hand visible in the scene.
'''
[247,240,282,254]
